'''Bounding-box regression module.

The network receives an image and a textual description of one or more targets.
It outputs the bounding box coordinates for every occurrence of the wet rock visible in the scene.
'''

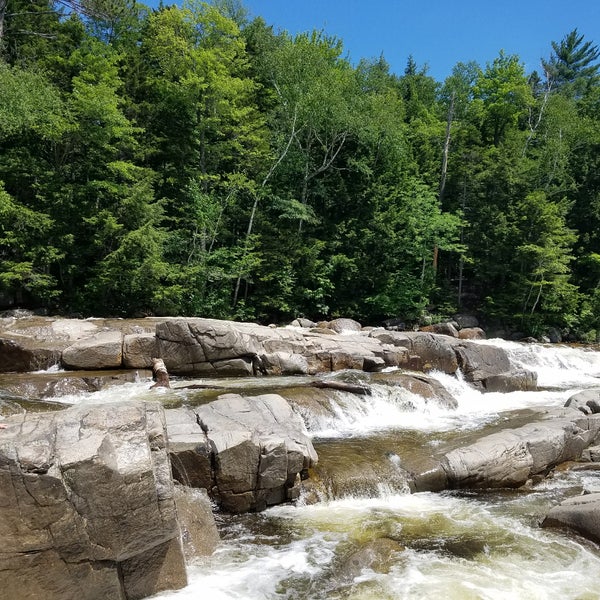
[542,492,600,544]
[0,401,187,600]
[482,369,537,393]
[442,410,600,489]
[334,537,404,582]
[454,341,511,387]
[0,370,150,402]
[327,318,363,334]
[174,486,219,560]
[370,371,458,409]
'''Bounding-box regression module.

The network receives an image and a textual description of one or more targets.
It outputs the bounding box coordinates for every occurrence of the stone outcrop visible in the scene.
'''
[565,389,600,415]
[438,408,600,489]
[0,317,532,394]
[0,401,187,600]
[542,492,600,544]
[166,393,318,513]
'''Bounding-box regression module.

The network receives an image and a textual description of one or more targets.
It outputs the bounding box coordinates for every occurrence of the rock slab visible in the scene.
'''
[166,393,318,513]
[0,401,187,600]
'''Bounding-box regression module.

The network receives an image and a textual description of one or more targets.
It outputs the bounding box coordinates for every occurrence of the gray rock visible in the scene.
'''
[62,330,123,370]
[327,318,363,333]
[453,314,480,329]
[542,492,600,544]
[166,394,318,513]
[565,390,600,415]
[174,486,219,560]
[0,401,187,600]
[123,333,157,369]
[482,369,537,393]
[442,411,600,489]
[454,341,511,386]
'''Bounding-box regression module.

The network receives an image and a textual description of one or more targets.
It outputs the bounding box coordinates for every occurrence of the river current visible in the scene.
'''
[15,340,600,599]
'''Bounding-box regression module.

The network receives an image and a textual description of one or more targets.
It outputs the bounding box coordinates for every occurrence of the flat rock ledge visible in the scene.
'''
[0,317,535,394]
[166,393,318,513]
[0,401,187,600]
[409,407,600,493]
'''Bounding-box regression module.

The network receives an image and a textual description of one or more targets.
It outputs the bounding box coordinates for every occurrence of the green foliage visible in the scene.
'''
[0,5,599,337]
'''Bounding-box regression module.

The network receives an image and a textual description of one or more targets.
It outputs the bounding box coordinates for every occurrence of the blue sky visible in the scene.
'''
[242,0,600,81]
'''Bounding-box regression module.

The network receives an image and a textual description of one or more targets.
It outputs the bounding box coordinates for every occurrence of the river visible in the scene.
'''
[11,339,600,599]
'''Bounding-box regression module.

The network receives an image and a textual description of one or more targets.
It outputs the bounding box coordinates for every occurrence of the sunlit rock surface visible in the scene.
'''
[0,401,187,600]
[166,393,318,513]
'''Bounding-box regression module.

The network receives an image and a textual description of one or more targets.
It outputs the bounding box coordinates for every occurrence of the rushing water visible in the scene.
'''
[6,340,600,599]
[144,341,600,600]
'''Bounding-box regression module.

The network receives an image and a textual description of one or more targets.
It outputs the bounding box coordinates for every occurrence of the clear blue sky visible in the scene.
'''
[242,0,600,81]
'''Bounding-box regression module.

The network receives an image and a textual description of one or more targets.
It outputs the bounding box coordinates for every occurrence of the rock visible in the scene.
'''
[174,486,219,560]
[482,369,537,393]
[454,341,511,387]
[370,371,457,409]
[382,318,406,331]
[453,314,480,329]
[547,327,563,343]
[458,327,486,340]
[0,401,187,600]
[62,330,123,370]
[542,492,600,544]
[290,318,316,328]
[259,352,310,376]
[123,333,157,368]
[581,445,600,462]
[166,394,318,513]
[420,322,459,338]
[369,331,458,374]
[565,390,600,415]
[0,370,149,402]
[327,318,363,334]
[333,537,404,583]
[442,411,600,489]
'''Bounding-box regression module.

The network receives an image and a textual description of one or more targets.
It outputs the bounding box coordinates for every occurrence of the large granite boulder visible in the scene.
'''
[156,318,387,376]
[0,401,187,600]
[0,317,98,372]
[61,330,123,370]
[370,331,458,374]
[454,341,511,384]
[542,492,600,544]
[441,409,600,489]
[565,389,600,415]
[166,394,318,513]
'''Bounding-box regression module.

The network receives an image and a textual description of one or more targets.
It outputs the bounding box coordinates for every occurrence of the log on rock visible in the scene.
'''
[311,380,371,395]
[151,357,170,388]
[0,401,187,600]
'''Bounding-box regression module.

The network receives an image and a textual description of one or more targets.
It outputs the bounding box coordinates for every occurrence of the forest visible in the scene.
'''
[1,0,599,338]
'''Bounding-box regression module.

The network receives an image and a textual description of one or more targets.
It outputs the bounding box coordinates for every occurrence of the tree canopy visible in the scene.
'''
[1,4,599,339]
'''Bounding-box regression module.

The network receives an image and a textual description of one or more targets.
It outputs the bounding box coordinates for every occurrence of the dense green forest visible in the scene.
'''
[1,0,599,337]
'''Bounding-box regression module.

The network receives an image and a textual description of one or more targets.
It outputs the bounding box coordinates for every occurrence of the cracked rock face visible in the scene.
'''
[0,401,187,600]
[166,393,318,513]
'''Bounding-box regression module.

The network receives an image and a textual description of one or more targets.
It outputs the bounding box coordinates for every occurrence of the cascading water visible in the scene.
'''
[9,341,600,599]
